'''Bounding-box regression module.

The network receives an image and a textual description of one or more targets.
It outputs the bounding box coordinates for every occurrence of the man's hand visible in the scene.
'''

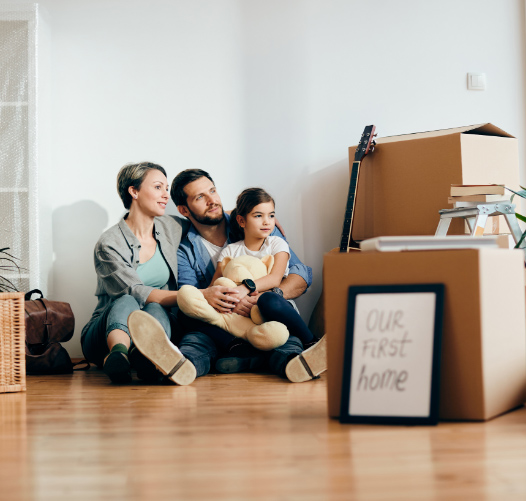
[201,285,239,313]
[230,285,249,301]
[220,285,251,313]
[279,274,307,300]
[232,292,260,317]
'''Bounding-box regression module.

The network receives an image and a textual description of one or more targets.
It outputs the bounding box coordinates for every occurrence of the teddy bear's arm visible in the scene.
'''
[214,277,237,288]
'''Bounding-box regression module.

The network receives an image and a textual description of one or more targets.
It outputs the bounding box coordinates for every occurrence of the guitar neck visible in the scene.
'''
[339,160,361,252]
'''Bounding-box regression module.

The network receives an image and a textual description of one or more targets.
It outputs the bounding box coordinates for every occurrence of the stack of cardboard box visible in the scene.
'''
[327,123,526,421]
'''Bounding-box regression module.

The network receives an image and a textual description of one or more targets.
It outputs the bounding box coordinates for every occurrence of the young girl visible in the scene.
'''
[210,187,317,348]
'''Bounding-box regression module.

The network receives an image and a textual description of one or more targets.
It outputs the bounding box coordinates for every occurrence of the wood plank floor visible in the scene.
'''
[1,368,526,501]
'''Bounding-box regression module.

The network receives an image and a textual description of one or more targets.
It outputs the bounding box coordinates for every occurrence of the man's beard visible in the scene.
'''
[187,205,225,226]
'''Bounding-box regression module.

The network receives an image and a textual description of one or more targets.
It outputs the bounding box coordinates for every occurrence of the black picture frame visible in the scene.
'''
[340,284,444,426]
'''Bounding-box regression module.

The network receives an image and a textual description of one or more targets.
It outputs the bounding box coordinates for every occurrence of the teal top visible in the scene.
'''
[136,245,170,289]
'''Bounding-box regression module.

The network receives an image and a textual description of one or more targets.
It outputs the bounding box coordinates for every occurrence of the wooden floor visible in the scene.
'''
[1,369,526,501]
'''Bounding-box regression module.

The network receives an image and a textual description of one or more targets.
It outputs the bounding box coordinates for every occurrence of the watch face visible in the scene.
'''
[243,279,256,291]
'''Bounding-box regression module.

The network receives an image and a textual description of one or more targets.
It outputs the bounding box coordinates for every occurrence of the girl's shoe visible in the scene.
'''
[127,311,196,386]
[285,335,327,383]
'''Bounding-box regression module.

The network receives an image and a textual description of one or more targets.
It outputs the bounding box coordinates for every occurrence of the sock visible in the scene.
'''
[110,343,129,356]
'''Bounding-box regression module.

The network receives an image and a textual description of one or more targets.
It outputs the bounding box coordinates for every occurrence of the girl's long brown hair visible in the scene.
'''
[229,187,275,242]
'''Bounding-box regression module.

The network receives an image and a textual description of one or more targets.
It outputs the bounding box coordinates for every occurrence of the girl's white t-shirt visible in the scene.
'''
[217,236,291,277]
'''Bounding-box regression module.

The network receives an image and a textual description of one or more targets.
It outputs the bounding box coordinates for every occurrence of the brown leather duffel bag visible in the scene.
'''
[24,289,75,374]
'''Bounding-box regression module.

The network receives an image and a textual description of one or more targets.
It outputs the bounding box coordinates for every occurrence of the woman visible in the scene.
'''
[81,162,236,385]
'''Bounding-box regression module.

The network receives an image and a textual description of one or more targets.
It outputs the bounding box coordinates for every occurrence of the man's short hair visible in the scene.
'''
[117,162,167,210]
[170,169,215,206]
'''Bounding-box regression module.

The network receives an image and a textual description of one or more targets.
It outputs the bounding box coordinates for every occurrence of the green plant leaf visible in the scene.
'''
[516,213,526,223]
[0,276,18,293]
[507,187,526,201]
[516,230,526,249]
[0,247,22,291]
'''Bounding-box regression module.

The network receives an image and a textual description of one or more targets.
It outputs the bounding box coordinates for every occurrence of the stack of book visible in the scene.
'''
[448,184,512,241]
[448,184,509,206]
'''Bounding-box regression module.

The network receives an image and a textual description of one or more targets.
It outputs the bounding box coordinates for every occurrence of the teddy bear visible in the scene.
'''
[177,255,289,351]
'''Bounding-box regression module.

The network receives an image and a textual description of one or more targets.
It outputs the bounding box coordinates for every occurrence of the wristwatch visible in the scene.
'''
[270,287,284,297]
[242,278,257,293]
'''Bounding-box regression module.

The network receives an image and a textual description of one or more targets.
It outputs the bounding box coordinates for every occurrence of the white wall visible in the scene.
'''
[18,0,526,356]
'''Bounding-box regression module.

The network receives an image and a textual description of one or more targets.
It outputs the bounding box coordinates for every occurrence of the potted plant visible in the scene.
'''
[0,247,21,292]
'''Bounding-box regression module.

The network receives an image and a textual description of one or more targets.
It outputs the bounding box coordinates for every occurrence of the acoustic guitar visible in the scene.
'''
[339,124,376,252]
[308,125,377,339]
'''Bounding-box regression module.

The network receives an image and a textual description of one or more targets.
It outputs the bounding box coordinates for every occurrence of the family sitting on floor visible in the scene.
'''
[81,163,326,385]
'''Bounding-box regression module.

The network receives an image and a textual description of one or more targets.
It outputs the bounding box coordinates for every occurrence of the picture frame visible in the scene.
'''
[340,284,444,425]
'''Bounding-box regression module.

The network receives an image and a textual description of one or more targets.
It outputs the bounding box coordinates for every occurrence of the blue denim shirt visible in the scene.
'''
[177,213,312,293]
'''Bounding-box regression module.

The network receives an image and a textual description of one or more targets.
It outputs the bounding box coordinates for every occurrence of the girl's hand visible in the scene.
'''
[201,286,239,313]
[232,292,260,317]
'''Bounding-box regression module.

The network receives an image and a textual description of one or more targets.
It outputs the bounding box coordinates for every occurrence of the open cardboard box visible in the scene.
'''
[352,123,521,240]
[325,248,526,421]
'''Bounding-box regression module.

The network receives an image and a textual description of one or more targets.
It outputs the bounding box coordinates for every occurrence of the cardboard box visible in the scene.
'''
[352,124,520,240]
[325,248,526,421]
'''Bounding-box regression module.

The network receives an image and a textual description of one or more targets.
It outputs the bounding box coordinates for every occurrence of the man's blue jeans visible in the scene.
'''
[178,331,217,377]
[266,335,303,378]
[178,314,304,378]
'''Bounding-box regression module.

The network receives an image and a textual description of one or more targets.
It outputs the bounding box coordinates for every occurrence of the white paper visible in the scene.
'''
[348,292,436,417]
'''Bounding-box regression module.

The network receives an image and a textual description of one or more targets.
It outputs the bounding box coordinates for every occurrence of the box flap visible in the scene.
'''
[374,123,514,145]
[462,123,515,138]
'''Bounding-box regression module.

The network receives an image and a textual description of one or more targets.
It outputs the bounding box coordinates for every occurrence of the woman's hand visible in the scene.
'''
[201,285,240,313]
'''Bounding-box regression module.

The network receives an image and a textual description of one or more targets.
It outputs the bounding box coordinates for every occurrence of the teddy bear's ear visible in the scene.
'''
[261,255,274,274]
[220,256,232,274]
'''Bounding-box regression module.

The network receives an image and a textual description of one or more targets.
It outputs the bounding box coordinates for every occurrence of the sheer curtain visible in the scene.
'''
[0,3,38,293]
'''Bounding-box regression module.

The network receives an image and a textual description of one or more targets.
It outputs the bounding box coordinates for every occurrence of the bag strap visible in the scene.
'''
[73,359,91,371]
[25,289,44,301]
[25,290,51,344]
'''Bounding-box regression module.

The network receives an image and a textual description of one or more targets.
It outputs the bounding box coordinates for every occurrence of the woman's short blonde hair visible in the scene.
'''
[117,162,167,210]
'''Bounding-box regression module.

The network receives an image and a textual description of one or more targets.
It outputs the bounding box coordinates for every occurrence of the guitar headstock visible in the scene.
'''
[354,125,377,162]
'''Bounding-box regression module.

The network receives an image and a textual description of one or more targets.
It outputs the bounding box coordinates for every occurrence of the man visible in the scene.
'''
[171,169,326,383]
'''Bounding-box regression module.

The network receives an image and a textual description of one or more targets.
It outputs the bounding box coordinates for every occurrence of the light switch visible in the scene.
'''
[467,73,486,91]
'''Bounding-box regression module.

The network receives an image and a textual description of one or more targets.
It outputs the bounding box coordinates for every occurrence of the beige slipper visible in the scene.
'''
[285,336,327,383]
[127,310,196,386]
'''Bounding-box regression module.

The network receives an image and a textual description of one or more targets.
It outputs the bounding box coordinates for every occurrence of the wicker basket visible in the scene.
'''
[0,292,26,393]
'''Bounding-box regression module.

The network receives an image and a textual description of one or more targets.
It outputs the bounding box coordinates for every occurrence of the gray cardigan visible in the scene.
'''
[81,215,189,340]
